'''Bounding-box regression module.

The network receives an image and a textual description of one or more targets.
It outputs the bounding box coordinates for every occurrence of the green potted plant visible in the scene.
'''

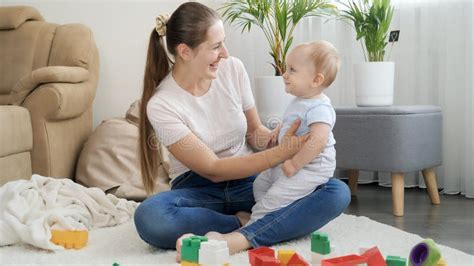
[339,0,396,106]
[220,0,336,125]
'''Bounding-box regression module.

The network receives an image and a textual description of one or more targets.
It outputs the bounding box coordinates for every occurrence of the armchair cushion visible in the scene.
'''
[49,24,95,68]
[9,66,89,105]
[0,106,32,157]
[0,6,43,30]
[22,81,95,120]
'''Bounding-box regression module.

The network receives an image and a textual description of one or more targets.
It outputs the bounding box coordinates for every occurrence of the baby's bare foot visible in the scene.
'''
[175,233,194,263]
[236,211,251,227]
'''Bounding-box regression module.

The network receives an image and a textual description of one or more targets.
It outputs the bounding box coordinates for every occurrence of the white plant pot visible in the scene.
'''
[354,62,395,107]
[254,76,295,128]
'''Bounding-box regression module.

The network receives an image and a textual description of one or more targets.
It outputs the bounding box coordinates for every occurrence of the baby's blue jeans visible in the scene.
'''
[134,171,350,249]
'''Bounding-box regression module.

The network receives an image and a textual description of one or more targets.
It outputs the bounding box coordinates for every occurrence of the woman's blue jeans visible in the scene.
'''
[134,171,350,249]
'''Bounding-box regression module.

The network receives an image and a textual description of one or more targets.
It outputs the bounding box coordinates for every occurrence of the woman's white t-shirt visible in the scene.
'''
[147,56,255,179]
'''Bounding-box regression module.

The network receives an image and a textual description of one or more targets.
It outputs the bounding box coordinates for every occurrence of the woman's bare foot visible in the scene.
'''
[175,233,194,263]
[205,231,225,240]
[175,228,252,262]
[236,211,251,227]
[205,231,251,255]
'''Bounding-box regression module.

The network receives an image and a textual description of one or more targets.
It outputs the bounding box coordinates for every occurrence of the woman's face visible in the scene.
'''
[190,20,229,79]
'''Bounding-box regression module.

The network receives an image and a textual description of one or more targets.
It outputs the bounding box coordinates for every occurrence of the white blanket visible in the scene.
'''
[0,175,138,250]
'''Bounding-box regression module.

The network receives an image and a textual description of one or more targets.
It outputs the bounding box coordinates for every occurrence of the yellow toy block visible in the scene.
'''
[50,230,88,249]
[437,258,447,266]
[181,260,229,266]
[278,250,296,265]
[181,261,199,266]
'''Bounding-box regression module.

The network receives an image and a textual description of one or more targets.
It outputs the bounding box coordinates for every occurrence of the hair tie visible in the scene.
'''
[155,14,170,37]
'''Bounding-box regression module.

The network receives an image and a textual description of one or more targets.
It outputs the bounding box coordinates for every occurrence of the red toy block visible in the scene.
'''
[255,255,280,266]
[287,253,310,266]
[249,247,275,266]
[321,254,367,266]
[360,246,387,266]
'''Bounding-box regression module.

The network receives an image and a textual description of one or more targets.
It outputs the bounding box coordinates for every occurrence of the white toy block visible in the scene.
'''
[198,239,230,265]
[311,244,337,265]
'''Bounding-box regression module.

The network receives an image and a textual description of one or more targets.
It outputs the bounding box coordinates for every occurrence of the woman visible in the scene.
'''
[134,2,350,260]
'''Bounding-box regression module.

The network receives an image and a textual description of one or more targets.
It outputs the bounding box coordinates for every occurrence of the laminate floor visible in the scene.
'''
[344,183,474,255]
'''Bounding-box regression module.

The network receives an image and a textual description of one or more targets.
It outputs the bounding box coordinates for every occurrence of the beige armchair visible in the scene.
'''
[0,6,99,184]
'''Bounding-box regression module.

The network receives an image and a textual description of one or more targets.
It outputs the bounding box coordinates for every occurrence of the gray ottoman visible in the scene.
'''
[333,105,442,216]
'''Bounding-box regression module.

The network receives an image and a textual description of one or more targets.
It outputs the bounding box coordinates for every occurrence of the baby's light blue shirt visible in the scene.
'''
[278,93,336,149]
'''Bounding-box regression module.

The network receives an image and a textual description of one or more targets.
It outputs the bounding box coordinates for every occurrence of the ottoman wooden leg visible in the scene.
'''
[422,168,441,205]
[348,169,359,196]
[391,173,405,216]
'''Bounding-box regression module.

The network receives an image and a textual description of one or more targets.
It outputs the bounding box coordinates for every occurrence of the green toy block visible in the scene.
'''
[181,236,208,263]
[386,255,407,266]
[112,263,120,266]
[311,231,330,255]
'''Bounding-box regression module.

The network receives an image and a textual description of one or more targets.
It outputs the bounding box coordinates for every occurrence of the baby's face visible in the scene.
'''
[282,46,320,98]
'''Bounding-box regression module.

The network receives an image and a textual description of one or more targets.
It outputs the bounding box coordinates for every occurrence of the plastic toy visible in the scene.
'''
[249,246,275,265]
[312,231,331,255]
[386,255,407,266]
[255,254,280,266]
[321,254,367,266]
[198,239,230,265]
[287,253,310,265]
[360,246,386,266]
[409,239,441,266]
[50,230,88,249]
[181,235,208,263]
[181,261,199,266]
[311,231,337,264]
[278,250,296,265]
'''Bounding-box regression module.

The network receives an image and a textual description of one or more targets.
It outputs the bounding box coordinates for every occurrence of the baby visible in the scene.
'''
[249,40,341,224]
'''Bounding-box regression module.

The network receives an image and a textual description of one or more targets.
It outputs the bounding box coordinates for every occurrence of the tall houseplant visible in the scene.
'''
[340,0,396,106]
[220,0,336,125]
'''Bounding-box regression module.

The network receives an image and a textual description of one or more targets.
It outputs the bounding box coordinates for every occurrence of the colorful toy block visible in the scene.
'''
[386,255,407,266]
[181,261,199,266]
[312,231,331,255]
[287,253,309,266]
[50,230,88,249]
[181,236,208,263]
[249,246,275,266]
[409,239,441,266]
[321,254,367,266]
[255,254,280,266]
[278,250,296,265]
[198,239,230,265]
[437,258,447,266]
[360,246,386,266]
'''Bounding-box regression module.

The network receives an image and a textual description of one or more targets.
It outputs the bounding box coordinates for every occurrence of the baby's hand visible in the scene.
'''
[282,159,297,177]
[266,123,282,148]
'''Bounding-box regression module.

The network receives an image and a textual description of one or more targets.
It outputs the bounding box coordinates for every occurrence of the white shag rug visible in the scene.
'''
[0,214,472,265]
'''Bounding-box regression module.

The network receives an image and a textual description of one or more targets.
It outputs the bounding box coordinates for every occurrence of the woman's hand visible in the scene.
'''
[278,119,309,159]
